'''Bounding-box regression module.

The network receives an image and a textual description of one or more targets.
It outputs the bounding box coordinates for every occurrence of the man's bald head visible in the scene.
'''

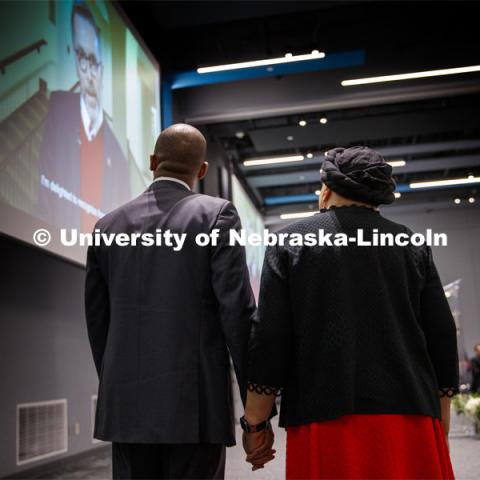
[151,124,207,185]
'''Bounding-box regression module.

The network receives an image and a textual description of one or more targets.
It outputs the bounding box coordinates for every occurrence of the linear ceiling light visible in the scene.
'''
[387,160,406,168]
[280,211,317,220]
[341,64,480,86]
[197,51,325,74]
[410,176,480,189]
[243,154,304,167]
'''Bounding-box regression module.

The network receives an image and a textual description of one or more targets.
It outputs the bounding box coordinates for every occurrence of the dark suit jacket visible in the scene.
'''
[85,180,256,445]
[38,90,130,229]
[471,356,480,392]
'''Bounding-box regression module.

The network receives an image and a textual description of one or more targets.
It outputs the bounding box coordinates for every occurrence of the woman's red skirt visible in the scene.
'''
[286,414,454,479]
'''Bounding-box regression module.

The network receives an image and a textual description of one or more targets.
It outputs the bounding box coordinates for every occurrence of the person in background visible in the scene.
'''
[85,124,255,479]
[469,343,480,392]
[242,146,458,479]
[39,0,129,232]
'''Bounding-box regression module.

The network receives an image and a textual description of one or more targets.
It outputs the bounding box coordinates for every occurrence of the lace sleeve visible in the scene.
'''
[247,382,282,397]
[439,387,458,398]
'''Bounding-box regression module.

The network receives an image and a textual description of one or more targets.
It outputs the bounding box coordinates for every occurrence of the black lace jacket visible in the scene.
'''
[248,206,459,428]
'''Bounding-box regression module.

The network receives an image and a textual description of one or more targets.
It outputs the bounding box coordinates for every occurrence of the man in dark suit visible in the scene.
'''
[470,343,480,392]
[85,124,256,479]
[39,1,130,232]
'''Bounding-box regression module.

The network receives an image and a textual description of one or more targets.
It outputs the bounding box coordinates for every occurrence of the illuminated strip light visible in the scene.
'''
[387,160,406,168]
[243,155,304,167]
[409,176,480,189]
[341,65,480,86]
[198,51,326,74]
[280,211,317,220]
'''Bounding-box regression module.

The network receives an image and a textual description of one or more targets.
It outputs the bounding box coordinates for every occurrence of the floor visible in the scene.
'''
[19,414,480,479]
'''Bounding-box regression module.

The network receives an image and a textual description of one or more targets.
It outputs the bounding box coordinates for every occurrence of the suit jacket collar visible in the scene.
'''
[148,178,193,194]
[152,176,191,191]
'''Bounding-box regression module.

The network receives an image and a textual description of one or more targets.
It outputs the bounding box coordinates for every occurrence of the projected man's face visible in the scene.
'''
[73,14,103,124]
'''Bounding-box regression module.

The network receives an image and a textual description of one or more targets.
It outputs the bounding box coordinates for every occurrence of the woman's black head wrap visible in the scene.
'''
[321,146,396,205]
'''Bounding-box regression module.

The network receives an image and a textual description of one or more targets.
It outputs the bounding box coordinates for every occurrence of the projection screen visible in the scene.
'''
[231,175,266,301]
[0,0,161,264]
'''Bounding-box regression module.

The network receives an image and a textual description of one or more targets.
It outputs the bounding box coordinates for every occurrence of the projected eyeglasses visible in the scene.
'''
[75,48,102,76]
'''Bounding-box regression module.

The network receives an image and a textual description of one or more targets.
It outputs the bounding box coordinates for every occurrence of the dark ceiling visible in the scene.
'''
[120,1,480,222]
[120,1,480,72]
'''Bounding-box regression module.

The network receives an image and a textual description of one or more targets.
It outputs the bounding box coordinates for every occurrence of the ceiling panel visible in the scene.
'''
[248,105,480,153]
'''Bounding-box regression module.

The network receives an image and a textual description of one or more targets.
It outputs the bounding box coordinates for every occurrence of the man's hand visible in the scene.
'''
[243,423,275,471]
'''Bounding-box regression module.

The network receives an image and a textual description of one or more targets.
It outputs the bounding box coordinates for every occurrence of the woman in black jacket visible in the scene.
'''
[241,146,458,479]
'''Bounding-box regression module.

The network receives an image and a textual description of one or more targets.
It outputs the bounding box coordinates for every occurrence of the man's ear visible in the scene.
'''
[150,155,158,172]
[197,162,209,180]
[319,185,331,209]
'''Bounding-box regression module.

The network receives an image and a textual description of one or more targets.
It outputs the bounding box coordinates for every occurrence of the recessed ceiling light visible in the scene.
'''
[306,153,313,159]
[320,117,328,124]
[287,135,294,141]
[197,51,326,74]
[410,176,480,189]
[387,160,406,168]
[454,198,461,204]
[468,197,475,203]
[341,64,480,86]
[315,190,321,195]
[280,211,317,220]
[394,192,401,199]
[235,131,245,139]
[243,154,304,167]
[299,120,307,127]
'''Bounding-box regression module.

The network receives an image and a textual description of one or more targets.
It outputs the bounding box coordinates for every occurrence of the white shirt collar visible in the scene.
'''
[152,176,191,191]
[80,95,104,141]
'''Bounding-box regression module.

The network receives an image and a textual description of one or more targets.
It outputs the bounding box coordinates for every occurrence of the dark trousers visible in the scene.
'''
[112,442,226,480]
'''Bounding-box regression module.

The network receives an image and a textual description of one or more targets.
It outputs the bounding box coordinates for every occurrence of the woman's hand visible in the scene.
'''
[243,386,278,470]
[243,424,276,471]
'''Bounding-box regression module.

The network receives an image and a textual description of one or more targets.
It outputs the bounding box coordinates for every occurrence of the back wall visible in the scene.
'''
[385,204,480,362]
[0,235,99,478]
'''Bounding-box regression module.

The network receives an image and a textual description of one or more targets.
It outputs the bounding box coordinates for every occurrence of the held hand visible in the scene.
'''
[243,424,275,471]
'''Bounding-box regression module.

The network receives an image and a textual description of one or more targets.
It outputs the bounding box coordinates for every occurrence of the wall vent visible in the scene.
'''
[17,399,68,465]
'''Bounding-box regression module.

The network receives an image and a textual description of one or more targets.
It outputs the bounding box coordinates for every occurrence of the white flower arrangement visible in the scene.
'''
[464,397,480,419]
[452,393,480,435]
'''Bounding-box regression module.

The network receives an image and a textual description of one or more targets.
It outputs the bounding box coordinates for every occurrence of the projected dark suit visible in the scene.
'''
[85,180,256,478]
[38,90,130,230]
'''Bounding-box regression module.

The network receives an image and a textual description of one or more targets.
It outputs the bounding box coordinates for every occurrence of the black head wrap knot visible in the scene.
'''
[320,146,396,205]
